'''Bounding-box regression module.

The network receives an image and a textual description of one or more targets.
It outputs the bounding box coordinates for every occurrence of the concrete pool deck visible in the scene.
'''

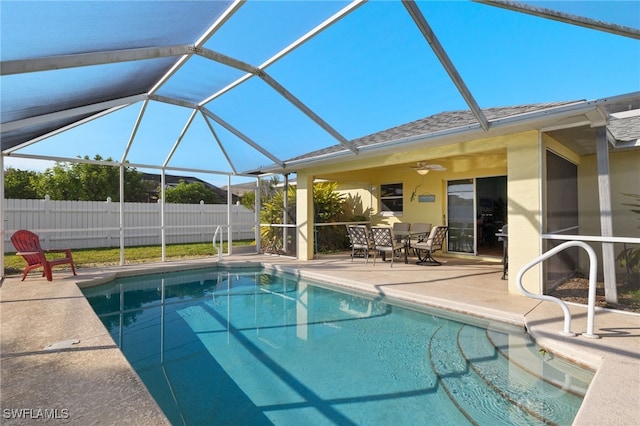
[1,253,638,425]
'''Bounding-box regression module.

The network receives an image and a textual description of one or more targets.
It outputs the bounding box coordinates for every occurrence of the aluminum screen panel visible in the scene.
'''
[1,0,638,175]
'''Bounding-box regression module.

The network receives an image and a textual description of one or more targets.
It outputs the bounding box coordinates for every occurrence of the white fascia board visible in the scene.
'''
[612,139,640,149]
[487,101,598,127]
[594,91,640,108]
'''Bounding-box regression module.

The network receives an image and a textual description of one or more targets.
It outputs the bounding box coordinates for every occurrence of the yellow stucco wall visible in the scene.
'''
[305,136,511,229]
[296,173,315,261]
[507,132,543,294]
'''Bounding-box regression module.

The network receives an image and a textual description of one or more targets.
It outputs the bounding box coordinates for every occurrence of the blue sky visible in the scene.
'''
[3,0,639,187]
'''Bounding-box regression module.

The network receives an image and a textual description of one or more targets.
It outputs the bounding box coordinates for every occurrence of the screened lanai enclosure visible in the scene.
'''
[2,1,639,282]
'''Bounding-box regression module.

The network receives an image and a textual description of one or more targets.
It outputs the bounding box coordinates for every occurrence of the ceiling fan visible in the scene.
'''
[410,161,447,175]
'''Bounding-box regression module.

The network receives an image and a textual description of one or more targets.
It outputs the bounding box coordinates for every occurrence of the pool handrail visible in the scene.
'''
[516,240,599,339]
[213,225,223,261]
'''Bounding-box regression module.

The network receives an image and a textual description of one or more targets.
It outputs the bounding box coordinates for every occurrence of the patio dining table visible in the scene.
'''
[393,230,429,264]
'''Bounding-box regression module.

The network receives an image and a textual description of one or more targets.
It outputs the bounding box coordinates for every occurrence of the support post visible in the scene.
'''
[119,165,125,265]
[227,174,232,256]
[296,173,314,260]
[255,177,261,254]
[161,170,166,262]
[283,173,289,254]
[595,126,618,303]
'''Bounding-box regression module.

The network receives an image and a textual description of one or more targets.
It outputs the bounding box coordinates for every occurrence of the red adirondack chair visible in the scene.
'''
[10,230,77,281]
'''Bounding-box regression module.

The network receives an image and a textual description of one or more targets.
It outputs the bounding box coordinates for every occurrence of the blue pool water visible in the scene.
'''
[83,267,593,426]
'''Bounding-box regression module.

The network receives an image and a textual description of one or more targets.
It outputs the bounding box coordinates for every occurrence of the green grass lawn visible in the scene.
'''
[3,240,255,276]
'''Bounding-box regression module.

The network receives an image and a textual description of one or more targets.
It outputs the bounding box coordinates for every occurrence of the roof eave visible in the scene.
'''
[260,99,603,173]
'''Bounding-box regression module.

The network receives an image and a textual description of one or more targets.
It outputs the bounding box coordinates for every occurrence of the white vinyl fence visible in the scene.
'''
[3,197,256,252]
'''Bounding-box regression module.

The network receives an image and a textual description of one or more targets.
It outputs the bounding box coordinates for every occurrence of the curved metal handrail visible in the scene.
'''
[516,241,599,338]
[212,225,223,261]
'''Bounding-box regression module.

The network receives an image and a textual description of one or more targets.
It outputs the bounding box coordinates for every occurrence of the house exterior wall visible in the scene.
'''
[334,182,374,221]
[295,129,639,294]
[295,130,546,295]
[507,131,543,294]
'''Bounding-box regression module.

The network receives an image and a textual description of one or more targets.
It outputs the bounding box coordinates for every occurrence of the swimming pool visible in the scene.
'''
[83,266,593,425]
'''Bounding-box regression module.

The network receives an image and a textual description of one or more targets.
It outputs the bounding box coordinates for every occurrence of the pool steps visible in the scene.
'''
[430,324,538,425]
[430,322,592,425]
[484,328,593,395]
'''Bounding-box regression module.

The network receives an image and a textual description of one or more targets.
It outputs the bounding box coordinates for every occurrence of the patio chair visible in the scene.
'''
[347,225,373,263]
[10,230,77,281]
[412,225,448,266]
[408,223,432,255]
[371,226,405,267]
[392,222,410,243]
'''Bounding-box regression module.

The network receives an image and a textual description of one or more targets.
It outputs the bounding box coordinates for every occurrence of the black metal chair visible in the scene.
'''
[412,226,448,266]
[408,223,432,256]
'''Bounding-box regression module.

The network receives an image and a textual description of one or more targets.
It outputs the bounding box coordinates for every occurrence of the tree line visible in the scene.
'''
[3,155,220,203]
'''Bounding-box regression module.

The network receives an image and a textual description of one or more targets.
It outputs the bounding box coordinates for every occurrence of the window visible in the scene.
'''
[380,183,403,216]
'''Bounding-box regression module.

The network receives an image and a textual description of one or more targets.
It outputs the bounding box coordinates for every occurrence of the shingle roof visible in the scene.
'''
[287,101,580,161]
[609,115,640,142]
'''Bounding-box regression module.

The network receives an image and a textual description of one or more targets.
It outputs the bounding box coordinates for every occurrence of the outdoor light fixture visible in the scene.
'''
[411,161,447,174]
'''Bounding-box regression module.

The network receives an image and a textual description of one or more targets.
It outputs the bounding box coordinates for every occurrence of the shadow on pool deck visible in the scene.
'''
[1,253,638,425]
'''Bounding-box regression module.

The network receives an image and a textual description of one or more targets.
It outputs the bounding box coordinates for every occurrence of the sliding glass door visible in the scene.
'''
[447,179,474,253]
[447,177,507,255]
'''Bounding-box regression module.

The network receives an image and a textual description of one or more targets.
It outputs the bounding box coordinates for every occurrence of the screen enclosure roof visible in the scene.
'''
[2,0,639,178]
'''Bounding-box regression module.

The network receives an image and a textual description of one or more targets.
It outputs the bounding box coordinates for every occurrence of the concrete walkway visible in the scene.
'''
[1,253,638,425]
